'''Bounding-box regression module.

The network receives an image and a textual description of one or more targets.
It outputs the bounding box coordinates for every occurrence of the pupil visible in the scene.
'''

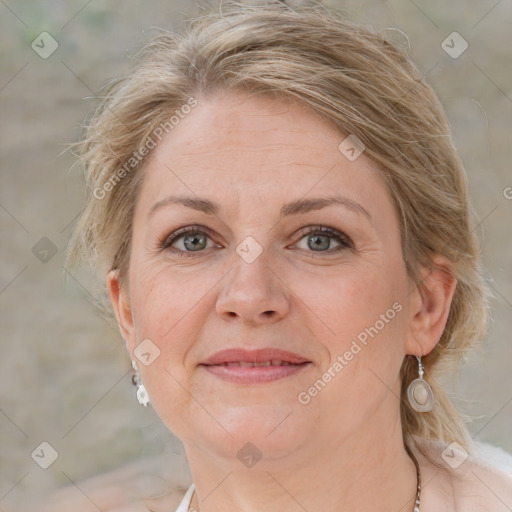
[309,235,329,251]
[185,234,205,251]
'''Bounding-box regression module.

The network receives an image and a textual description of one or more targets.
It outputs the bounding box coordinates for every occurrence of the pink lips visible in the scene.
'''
[199,348,311,384]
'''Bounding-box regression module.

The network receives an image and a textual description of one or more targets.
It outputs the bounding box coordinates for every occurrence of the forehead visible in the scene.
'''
[135,89,392,221]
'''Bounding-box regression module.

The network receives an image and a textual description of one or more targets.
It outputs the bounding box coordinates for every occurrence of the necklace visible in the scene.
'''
[407,444,422,512]
[187,449,421,512]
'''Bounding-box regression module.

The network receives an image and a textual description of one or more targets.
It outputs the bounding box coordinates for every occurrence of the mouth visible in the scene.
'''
[199,348,312,384]
[211,360,297,367]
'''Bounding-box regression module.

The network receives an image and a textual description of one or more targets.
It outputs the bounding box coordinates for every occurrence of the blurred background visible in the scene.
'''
[1,0,511,508]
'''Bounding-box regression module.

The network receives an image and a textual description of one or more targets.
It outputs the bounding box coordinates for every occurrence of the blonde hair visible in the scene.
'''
[66,0,490,460]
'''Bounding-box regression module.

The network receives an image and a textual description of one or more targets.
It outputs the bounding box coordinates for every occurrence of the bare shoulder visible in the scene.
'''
[411,435,512,511]
[18,453,190,512]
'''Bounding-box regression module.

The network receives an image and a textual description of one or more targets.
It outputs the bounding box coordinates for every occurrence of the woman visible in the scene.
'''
[63,1,512,510]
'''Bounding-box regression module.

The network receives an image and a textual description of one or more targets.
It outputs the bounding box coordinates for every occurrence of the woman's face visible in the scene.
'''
[110,90,422,466]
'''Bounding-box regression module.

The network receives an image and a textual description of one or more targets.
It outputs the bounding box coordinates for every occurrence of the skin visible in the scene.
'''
[108,89,456,512]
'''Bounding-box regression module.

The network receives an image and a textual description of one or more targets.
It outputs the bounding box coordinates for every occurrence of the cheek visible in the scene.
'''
[128,259,230,409]
[292,261,406,351]
[300,268,407,424]
[127,265,212,430]
[294,259,408,408]
[130,263,206,353]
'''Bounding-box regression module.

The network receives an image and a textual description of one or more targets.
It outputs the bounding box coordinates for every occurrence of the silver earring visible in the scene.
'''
[407,356,434,412]
[131,360,150,407]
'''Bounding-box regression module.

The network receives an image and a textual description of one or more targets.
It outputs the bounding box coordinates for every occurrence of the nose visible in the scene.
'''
[215,250,290,325]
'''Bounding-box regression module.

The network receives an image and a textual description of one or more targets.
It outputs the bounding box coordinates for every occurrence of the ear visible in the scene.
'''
[405,255,457,357]
[107,269,137,353]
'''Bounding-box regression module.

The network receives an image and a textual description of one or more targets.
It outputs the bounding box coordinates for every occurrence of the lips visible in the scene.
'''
[216,360,294,367]
[199,348,311,384]
[200,348,310,366]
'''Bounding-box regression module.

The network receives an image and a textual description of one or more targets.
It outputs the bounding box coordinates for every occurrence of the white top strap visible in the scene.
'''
[175,483,195,512]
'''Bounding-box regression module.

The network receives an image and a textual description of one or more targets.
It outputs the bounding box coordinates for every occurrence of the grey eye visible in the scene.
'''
[305,233,336,251]
[174,232,209,252]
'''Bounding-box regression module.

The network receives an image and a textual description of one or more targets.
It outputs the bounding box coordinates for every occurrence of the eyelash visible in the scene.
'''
[159,224,354,258]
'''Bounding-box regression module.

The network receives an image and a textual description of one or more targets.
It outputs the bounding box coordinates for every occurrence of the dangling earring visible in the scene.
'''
[131,360,150,407]
[407,355,434,412]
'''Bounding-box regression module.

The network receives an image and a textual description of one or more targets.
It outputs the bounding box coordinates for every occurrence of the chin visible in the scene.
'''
[186,404,314,467]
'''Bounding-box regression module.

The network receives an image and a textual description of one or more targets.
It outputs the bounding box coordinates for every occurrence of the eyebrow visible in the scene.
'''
[147,194,371,221]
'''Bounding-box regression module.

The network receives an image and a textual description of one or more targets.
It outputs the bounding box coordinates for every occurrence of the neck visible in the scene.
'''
[184,406,418,512]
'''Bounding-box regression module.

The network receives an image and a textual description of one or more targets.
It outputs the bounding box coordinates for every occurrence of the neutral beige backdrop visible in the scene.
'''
[1,0,511,508]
